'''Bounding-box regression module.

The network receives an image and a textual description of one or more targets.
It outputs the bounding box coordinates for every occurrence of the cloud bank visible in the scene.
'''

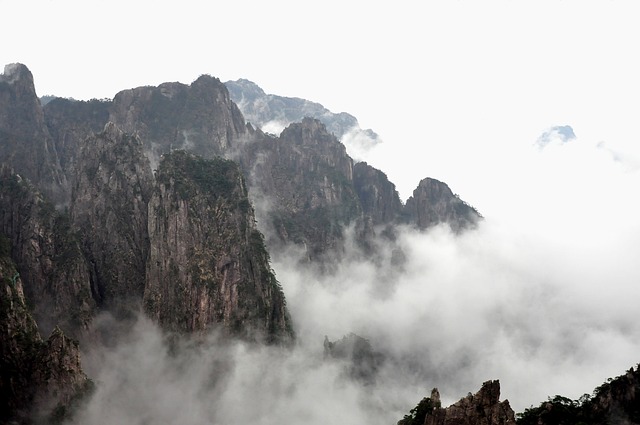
[69,133,640,424]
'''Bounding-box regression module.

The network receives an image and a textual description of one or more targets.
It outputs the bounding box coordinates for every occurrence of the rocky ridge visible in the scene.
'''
[225,78,381,148]
[399,381,516,425]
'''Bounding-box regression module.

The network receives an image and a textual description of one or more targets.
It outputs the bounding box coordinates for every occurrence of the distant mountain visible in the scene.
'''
[225,78,380,158]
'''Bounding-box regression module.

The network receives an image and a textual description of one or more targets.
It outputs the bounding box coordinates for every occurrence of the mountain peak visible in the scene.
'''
[1,63,33,85]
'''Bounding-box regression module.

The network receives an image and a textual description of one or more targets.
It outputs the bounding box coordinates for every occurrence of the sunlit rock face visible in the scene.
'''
[144,151,293,344]
[404,177,481,232]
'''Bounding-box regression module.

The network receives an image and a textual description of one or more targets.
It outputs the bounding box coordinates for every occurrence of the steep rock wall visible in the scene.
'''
[144,151,293,343]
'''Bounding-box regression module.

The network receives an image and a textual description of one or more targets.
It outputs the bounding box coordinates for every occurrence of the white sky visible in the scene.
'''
[3,0,639,204]
[3,0,640,416]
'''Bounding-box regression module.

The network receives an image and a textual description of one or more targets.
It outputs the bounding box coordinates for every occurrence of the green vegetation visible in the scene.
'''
[156,150,238,200]
[516,366,640,425]
[398,396,440,425]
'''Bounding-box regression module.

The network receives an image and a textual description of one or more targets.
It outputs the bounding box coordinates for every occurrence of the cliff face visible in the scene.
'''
[404,177,481,232]
[43,97,111,182]
[0,244,90,424]
[70,122,153,312]
[353,161,403,227]
[399,381,516,425]
[0,64,67,203]
[109,75,247,164]
[242,117,363,259]
[0,167,95,337]
[144,151,293,343]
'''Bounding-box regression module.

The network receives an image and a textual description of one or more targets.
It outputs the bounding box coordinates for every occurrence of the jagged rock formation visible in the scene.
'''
[404,177,481,232]
[0,63,67,203]
[0,167,95,337]
[44,97,110,181]
[109,75,247,165]
[323,333,385,385]
[241,117,363,259]
[399,380,516,425]
[1,243,90,424]
[516,365,640,425]
[225,78,380,149]
[70,122,153,312]
[353,161,403,226]
[144,151,293,343]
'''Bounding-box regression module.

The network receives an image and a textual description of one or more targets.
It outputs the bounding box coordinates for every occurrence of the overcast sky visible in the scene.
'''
[4,0,639,204]
[3,1,640,420]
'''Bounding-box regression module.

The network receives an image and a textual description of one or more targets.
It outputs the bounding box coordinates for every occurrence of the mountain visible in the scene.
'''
[0,63,484,423]
[225,78,381,149]
[403,177,481,232]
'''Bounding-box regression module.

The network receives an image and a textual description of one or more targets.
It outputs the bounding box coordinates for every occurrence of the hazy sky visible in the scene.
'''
[4,0,639,203]
[3,1,640,422]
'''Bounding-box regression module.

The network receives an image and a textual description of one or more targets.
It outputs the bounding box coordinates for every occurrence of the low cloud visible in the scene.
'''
[70,130,640,423]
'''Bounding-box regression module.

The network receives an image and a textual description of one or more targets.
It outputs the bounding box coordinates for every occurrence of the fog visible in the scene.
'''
[70,135,640,424]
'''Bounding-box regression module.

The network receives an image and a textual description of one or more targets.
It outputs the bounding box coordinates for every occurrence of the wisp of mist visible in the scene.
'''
[72,135,640,424]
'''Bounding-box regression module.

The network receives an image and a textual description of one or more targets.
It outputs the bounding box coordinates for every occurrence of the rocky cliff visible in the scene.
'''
[43,97,110,182]
[1,241,90,424]
[109,75,247,165]
[353,161,403,227]
[404,177,481,232]
[241,117,363,260]
[70,122,153,312]
[0,167,95,338]
[0,64,67,203]
[144,151,293,343]
[399,380,516,425]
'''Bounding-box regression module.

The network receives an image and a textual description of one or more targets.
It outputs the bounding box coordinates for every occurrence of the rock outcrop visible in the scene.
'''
[70,122,153,312]
[399,380,516,425]
[323,333,385,385]
[242,117,363,259]
[0,242,90,424]
[0,167,95,337]
[143,151,293,343]
[404,177,481,232]
[44,97,110,181]
[109,75,247,165]
[353,161,403,226]
[0,63,67,203]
